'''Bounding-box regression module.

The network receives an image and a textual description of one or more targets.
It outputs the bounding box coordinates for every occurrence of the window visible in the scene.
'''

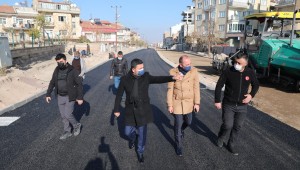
[45,15,52,23]
[59,30,67,36]
[198,2,202,8]
[58,16,66,22]
[211,9,216,19]
[197,14,202,21]
[219,0,226,4]
[219,25,225,31]
[219,11,226,18]
[16,18,23,25]
[249,0,255,3]
[247,25,253,31]
[229,24,245,32]
[260,0,267,6]
[57,5,61,10]
[72,22,76,29]
[0,18,6,25]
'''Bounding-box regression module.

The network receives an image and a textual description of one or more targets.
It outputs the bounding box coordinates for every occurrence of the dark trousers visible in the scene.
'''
[57,95,79,132]
[218,103,247,148]
[174,113,192,149]
[125,125,147,154]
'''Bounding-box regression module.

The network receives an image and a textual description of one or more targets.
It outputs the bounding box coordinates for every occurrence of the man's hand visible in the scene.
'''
[110,76,113,80]
[77,100,84,105]
[46,97,51,103]
[173,74,183,81]
[114,112,120,117]
[242,94,252,104]
[193,104,200,112]
[168,106,174,113]
[215,103,222,110]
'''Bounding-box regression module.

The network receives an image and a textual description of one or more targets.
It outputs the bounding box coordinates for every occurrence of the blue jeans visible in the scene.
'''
[114,76,121,90]
[125,125,147,154]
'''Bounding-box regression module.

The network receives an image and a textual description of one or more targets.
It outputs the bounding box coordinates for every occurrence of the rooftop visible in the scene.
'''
[0,5,16,14]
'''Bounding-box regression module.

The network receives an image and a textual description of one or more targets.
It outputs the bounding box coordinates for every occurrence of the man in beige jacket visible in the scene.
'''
[167,55,200,156]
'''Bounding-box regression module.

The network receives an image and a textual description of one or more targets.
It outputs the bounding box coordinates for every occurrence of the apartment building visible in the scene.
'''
[193,0,271,47]
[0,5,37,44]
[275,0,300,30]
[32,0,81,39]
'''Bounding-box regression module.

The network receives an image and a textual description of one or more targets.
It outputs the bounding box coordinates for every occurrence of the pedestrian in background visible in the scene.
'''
[110,51,128,91]
[114,58,183,163]
[46,53,83,140]
[87,44,91,56]
[215,53,259,156]
[167,55,200,156]
[72,51,86,79]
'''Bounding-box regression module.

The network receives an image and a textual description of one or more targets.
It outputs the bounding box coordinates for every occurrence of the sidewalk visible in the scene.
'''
[156,49,300,131]
[0,46,139,115]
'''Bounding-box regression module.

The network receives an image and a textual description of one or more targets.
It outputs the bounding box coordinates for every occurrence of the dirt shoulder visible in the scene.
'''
[157,49,300,131]
[0,43,138,114]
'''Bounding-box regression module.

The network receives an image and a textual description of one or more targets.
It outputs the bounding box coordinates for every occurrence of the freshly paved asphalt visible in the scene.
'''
[0,49,299,170]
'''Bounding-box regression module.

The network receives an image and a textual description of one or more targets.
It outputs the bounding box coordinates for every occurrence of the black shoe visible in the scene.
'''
[216,138,223,148]
[176,148,183,156]
[129,141,135,149]
[228,145,239,156]
[138,154,144,163]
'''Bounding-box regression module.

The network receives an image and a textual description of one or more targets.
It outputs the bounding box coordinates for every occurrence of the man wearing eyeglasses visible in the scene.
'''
[214,53,259,156]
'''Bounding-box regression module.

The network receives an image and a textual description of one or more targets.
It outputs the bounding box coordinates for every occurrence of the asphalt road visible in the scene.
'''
[0,49,300,170]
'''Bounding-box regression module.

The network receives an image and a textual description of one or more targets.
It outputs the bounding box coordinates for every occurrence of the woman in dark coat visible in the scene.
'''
[114,58,182,163]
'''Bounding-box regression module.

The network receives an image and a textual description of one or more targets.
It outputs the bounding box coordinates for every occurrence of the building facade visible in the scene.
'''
[193,0,272,47]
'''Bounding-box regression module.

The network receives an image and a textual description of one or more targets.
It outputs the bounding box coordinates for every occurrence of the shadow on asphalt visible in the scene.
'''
[110,105,127,140]
[190,112,218,145]
[152,105,176,149]
[84,137,120,170]
[74,100,91,121]
[108,84,117,95]
[83,84,91,94]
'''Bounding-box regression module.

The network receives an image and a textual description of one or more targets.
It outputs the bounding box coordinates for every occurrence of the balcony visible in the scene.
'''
[228,15,244,21]
[276,0,295,7]
[229,0,249,9]
[203,5,215,11]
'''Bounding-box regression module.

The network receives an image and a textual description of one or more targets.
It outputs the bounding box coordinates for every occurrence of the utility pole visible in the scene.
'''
[290,0,298,47]
[111,5,121,52]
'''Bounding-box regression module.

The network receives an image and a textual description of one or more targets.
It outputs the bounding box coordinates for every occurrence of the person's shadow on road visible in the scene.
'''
[74,100,91,121]
[84,137,120,170]
[152,105,176,149]
[190,113,218,144]
[108,84,117,95]
[110,105,127,140]
[98,137,120,170]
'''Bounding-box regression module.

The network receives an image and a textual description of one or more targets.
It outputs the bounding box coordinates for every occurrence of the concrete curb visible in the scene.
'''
[0,48,141,116]
[156,50,217,91]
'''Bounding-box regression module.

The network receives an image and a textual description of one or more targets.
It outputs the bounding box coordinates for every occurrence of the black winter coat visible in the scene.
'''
[46,64,83,101]
[110,58,128,76]
[215,66,259,105]
[114,71,174,126]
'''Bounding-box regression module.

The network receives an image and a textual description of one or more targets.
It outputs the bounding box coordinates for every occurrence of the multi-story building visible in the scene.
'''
[275,0,300,30]
[193,0,271,47]
[32,0,81,39]
[0,4,37,44]
[179,6,195,44]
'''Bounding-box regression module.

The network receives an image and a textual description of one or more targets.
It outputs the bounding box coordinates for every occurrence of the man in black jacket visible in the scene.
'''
[215,53,259,155]
[46,53,84,140]
[110,51,128,91]
[114,58,182,163]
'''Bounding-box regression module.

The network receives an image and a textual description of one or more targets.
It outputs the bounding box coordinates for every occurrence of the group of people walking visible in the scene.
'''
[45,50,259,163]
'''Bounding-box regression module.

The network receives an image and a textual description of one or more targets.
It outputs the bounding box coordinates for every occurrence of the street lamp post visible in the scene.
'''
[111,5,121,52]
